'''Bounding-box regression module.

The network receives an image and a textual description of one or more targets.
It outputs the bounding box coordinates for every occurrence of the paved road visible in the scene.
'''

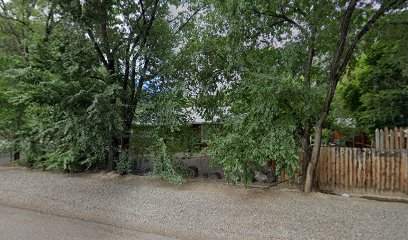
[0,166,408,240]
[0,205,176,240]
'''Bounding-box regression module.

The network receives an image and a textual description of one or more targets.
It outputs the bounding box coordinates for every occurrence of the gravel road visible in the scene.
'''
[0,205,176,240]
[0,165,407,240]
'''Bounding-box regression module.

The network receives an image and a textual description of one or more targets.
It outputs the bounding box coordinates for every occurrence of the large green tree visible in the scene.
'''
[53,0,208,171]
[0,0,203,173]
[183,0,407,190]
[339,12,408,131]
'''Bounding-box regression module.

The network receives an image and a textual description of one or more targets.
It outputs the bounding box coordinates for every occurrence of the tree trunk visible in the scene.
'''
[300,30,315,188]
[121,111,134,151]
[304,118,325,192]
[301,131,311,188]
[304,0,359,192]
[107,138,119,171]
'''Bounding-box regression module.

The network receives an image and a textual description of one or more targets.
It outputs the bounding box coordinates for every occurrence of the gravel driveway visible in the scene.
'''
[0,165,407,240]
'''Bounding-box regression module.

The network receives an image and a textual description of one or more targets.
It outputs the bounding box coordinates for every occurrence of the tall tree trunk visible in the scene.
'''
[304,0,359,193]
[107,137,120,171]
[304,116,325,192]
[301,131,311,188]
[121,106,136,151]
[300,29,315,188]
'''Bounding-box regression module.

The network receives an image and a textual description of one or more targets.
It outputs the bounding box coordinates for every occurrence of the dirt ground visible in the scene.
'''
[0,165,407,240]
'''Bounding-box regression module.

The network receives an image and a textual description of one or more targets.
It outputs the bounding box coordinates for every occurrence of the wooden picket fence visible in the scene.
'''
[374,127,407,149]
[316,147,408,194]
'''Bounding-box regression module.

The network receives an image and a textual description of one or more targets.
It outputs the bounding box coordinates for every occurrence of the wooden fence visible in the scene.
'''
[316,147,408,194]
[374,127,407,149]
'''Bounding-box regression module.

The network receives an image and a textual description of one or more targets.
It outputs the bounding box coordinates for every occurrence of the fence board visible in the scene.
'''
[321,148,326,186]
[355,148,358,189]
[385,128,389,149]
[395,150,400,190]
[353,148,357,189]
[344,147,349,189]
[356,148,363,188]
[385,150,390,191]
[318,149,322,187]
[376,149,381,192]
[340,148,345,189]
[331,147,336,189]
[375,129,380,149]
[372,149,375,190]
[363,148,367,189]
[390,129,394,149]
[366,149,371,190]
[402,151,407,193]
[336,148,341,188]
[380,151,387,192]
[326,148,331,188]
[350,148,354,189]
[319,147,327,186]
[391,150,395,192]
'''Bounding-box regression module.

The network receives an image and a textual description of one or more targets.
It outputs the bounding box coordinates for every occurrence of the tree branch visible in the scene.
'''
[252,9,306,34]
[338,0,407,76]
[0,14,35,32]
[173,6,207,34]
[44,5,54,42]
[87,29,109,70]
[329,0,358,81]
[315,0,359,124]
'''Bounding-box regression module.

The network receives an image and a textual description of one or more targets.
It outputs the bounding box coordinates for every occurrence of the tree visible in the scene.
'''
[339,12,408,131]
[52,0,204,170]
[180,0,331,185]
[0,0,51,160]
[183,0,407,189]
[0,0,204,175]
[304,0,408,192]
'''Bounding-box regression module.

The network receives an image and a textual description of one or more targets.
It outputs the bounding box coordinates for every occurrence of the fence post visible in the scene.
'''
[401,150,407,193]
[390,129,394,149]
[375,129,380,149]
[394,127,399,150]
[344,147,349,190]
[384,127,389,149]
[379,129,384,149]
[376,149,381,192]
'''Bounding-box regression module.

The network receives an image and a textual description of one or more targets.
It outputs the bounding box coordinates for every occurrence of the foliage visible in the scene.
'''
[182,0,331,184]
[117,150,133,175]
[206,66,306,185]
[151,137,186,185]
[131,125,201,155]
[339,12,408,131]
[0,0,201,174]
[1,0,407,191]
